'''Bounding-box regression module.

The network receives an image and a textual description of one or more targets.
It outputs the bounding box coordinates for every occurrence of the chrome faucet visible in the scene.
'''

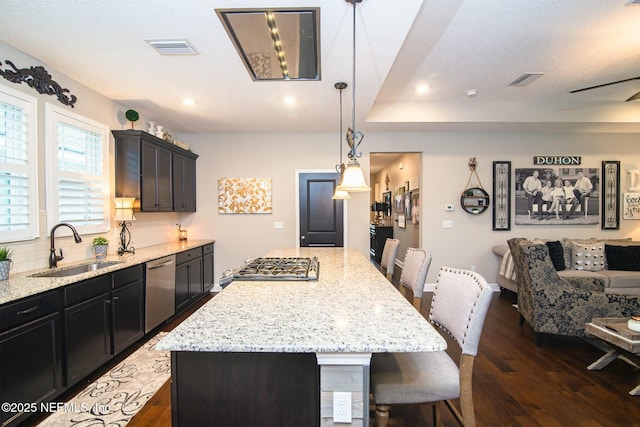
[49,223,83,268]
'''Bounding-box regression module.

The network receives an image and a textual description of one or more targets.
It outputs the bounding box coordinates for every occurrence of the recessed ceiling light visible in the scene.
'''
[416,84,430,95]
[283,96,296,106]
[182,98,196,106]
[466,89,478,97]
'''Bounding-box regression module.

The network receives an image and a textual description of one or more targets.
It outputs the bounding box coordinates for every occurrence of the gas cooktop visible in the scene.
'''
[220,257,319,286]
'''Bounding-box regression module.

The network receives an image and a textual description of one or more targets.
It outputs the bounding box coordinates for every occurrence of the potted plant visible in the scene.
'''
[92,237,109,260]
[0,246,13,281]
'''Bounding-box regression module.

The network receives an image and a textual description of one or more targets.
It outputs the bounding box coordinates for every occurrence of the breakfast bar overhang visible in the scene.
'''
[157,248,447,426]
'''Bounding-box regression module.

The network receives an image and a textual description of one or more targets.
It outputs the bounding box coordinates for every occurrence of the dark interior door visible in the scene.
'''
[299,173,344,247]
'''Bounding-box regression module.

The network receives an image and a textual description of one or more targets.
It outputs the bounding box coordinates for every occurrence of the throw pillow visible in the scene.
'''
[545,241,565,271]
[604,244,640,271]
[572,241,605,271]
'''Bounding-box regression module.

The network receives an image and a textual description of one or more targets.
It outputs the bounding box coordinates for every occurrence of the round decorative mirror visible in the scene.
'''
[460,187,490,214]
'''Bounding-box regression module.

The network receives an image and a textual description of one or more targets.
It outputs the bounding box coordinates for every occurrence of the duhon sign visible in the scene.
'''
[533,156,581,165]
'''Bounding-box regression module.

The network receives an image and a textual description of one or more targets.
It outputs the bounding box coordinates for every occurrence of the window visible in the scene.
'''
[45,104,110,236]
[0,85,38,243]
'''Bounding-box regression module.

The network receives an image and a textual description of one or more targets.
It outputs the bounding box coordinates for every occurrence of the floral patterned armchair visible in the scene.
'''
[507,238,640,342]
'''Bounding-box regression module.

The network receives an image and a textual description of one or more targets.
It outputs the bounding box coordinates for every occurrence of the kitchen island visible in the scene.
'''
[157,247,446,427]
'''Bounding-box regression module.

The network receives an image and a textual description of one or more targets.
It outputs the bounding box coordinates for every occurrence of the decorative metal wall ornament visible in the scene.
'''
[461,157,490,214]
[492,161,511,230]
[602,160,620,229]
[0,60,77,108]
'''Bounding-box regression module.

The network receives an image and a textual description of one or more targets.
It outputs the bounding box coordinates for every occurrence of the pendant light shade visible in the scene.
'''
[337,161,370,192]
[332,188,351,199]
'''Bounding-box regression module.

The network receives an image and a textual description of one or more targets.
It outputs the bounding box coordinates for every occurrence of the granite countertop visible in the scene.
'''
[157,247,447,354]
[0,239,214,305]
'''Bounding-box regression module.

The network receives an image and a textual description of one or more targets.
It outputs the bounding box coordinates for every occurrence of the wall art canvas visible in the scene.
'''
[623,193,640,220]
[411,190,420,224]
[514,167,599,225]
[218,177,272,214]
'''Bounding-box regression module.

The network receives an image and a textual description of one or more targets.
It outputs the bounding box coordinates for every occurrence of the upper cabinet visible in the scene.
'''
[113,130,198,212]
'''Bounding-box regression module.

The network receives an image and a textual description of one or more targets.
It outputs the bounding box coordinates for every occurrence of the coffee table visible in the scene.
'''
[585,318,640,395]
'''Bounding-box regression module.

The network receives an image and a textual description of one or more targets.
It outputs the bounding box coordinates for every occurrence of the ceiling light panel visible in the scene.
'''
[216,8,320,81]
[146,39,198,55]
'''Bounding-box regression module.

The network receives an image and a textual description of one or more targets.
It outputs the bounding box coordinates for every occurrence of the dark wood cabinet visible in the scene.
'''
[63,275,112,386]
[112,265,145,355]
[0,292,62,427]
[202,243,215,292]
[141,140,173,211]
[370,225,393,264]
[113,130,198,212]
[173,154,196,212]
[175,247,204,313]
[63,265,145,386]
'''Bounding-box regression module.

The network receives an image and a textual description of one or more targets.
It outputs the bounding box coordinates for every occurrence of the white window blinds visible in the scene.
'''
[0,85,38,243]
[45,104,110,235]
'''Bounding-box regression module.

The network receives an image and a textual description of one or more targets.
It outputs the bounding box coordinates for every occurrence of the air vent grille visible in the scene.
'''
[508,72,545,87]
[146,39,197,55]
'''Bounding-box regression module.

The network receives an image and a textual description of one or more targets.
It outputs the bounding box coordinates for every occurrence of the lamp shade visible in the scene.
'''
[332,189,351,200]
[337,162,370,192]
[114,197,136,221]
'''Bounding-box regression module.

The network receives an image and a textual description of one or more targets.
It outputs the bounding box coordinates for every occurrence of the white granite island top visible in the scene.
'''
[157,247,446,354]
[0,239,214,305]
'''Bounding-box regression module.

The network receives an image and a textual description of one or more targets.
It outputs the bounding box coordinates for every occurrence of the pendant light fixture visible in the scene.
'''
[332,81,351,200]
[337,0,370,193]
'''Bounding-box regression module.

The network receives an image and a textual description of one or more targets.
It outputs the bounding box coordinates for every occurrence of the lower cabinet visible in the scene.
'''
[63,275,112,386]
[175,248,204,313]
[0,291,62,427]
[112,265,145,355]
[64,265,145,387]
[202,243,215,292]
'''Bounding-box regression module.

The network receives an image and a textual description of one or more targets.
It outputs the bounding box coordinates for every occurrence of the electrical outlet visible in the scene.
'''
[443,220,454,228]
[333,391,352,423]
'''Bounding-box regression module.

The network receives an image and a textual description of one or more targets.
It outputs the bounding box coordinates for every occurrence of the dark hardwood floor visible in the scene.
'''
[126,272,640,426]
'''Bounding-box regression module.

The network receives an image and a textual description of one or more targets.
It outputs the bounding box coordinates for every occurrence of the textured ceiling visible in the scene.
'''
[2,0,640,134]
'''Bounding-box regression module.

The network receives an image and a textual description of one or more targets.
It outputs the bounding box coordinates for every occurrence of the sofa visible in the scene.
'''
[506,237,640,340]
[494,238,640,296]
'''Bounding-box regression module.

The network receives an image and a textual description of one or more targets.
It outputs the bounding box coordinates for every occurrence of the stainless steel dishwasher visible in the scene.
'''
[145,255,176,333]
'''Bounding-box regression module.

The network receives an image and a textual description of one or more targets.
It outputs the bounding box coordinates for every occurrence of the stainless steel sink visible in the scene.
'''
[29,261,122,278]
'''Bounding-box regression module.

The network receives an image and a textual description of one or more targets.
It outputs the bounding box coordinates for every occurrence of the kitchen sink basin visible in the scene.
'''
[29,261,122,278]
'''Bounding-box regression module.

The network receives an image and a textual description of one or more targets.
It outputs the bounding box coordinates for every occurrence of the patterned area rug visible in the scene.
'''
[38,332,170,427]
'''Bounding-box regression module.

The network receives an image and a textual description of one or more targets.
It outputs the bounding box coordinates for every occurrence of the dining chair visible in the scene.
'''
[398,247,431,310]
[380,238,400,280]
[370,266,493,427]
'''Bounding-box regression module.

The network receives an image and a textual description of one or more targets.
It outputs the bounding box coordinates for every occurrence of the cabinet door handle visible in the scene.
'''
[148,260,175,269]
[17,305,38,315]
[106,300,112,304]
[113,296,119,301]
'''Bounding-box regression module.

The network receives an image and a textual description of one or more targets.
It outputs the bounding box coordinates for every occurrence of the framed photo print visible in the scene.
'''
[398,213,406,229]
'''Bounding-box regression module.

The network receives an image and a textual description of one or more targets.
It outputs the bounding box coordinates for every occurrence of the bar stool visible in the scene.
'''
[380,238,400,281]
[398,248,431,310]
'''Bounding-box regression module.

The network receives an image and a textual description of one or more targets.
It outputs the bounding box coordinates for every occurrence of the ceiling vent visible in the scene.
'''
[146,39,197,55]
[508,72,544,87]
